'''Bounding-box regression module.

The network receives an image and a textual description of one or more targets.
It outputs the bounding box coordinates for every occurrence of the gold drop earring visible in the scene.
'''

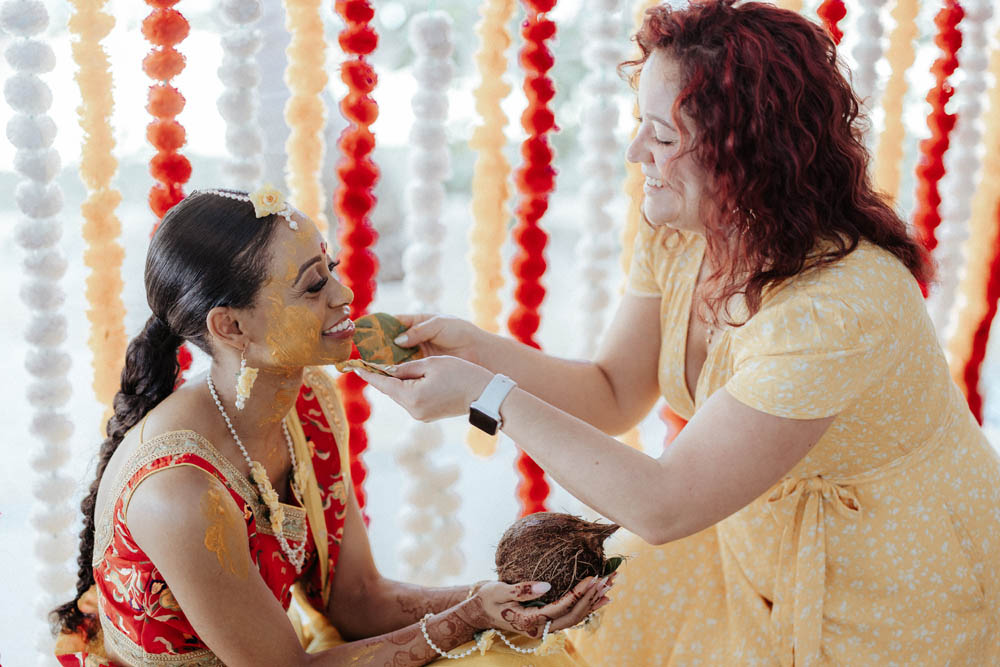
[234,347,258,410]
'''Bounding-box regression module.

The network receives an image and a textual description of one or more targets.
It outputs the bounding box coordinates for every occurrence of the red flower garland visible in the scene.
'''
[509,0,557,517]
[142,0,192,373]
[963,214,1000,423]
[816,0,846,44]
[913,1,964,265]
[333,0,379,513]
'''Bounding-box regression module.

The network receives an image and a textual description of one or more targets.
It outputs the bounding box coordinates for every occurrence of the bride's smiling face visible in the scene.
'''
[239,212,355,368]
[626,49,711,234]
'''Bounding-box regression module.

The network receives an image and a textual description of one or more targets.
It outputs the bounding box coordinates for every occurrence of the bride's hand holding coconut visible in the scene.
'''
[466,577,612,639]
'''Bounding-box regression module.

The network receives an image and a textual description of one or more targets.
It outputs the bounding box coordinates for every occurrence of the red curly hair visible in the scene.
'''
[627,0,931,322]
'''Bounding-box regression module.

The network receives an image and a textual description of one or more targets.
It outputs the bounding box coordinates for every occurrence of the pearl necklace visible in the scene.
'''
[206,373,307,574]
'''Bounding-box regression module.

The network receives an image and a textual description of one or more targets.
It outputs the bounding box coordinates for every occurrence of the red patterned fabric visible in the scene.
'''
[58,376,347,665]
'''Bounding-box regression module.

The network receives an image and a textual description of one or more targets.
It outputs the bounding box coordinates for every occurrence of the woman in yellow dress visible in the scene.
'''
[52,188,607,666]
[358,1,1000,664]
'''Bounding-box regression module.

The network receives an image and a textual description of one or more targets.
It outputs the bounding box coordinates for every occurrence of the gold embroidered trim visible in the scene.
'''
[100,611,224,666]
[303,366,351,486]
[94,431,307,566]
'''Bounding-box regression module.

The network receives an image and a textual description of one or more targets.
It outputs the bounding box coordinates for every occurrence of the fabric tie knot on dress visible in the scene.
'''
[767,475,861,667]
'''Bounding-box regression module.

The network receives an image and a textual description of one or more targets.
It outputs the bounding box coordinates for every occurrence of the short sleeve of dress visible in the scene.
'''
[626,221,662,296]
[725,290,894,420]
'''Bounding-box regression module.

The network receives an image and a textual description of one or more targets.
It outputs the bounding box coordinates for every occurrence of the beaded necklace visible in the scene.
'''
[206,373,307,573]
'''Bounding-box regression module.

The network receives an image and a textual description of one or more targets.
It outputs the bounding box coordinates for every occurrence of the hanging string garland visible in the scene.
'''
[510,0,558,517]
[334,0,379,513]
[217,0,264,186]
[142,0,192,374]
[947,20,1000,421]
[851,0,887,133]
[284,0,328,231]
[466,0,515,459]
[2,0,77,654]
[575,0,623,360]
[912,1,964,264]
[928,0,992,340]
[816,0,846,44]
[396,11,464,583]
[617,0,657,453]
[69,0,126,417]
[872,0,919,199]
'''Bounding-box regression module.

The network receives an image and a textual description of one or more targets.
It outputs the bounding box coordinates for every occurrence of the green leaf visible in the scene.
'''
[601,556,623,576]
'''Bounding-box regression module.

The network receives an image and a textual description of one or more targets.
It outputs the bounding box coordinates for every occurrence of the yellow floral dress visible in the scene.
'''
[574,225,1000,665]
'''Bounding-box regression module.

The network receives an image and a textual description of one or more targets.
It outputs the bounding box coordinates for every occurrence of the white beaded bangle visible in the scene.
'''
[419,610,596,659]
[419,613,479,660]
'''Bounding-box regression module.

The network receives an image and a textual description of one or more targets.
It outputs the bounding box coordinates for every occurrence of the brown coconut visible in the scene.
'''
[495,512,621,606]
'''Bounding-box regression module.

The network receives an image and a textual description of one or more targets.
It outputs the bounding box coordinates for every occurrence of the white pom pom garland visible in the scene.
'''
[575,0,625,359]
[2,5,76,657]
[396,11,464,584]
[928,0,994,345]
[217,0,264,187]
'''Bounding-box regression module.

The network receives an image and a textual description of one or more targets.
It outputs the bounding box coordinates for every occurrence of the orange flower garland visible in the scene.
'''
[69,0,126,415]
[142,0,192,373]
[334,0,379,513]
[284,0,328,231]
[510,0,558,516]
[872,0,919,199]
[466,0,515,458]
[913,1,964,263]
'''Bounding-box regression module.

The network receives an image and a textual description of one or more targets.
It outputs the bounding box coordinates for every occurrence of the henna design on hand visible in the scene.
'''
[500,608,553,637]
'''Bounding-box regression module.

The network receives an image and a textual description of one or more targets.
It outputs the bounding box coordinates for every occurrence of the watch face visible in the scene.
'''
[469,407,499,435]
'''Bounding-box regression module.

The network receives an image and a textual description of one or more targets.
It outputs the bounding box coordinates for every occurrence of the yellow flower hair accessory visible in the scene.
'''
[249,183,286,218]
[203,186,299,231]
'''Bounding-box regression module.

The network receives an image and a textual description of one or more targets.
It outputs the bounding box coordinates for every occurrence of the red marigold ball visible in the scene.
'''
[523,17,556,42]
[146,84,185,118]
[341,95,379,125]
[522,107,556,135]
[338,128,376,157]
[334,0,374,23]
[340,60,378,93]
[335,189,376,219]
[524,0,557,13]
[337,159,379,189]
[519,43,555,73]
[339,25,378,56]
[143,47,185,81]
[525,76,556,104]
[146,119,186,151]
[148,183,184,219]
[151,152,192,184]
[142,9,189,47]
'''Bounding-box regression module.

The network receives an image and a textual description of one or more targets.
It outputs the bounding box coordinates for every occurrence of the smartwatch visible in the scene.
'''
[469,374,517,435]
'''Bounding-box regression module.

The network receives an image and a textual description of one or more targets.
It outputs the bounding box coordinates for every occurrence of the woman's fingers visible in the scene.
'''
[534,577,599,619]
[549,578,606,631]
[393,315,442,347]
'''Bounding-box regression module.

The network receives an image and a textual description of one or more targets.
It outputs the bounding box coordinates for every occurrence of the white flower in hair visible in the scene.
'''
[249,183,285,218]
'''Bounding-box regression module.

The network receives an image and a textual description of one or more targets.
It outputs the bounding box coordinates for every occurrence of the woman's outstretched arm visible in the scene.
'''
[395,293,663,434]
[358,359,834,546]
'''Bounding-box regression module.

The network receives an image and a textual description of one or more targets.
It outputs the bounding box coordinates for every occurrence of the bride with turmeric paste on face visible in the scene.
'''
[52,187,608,666]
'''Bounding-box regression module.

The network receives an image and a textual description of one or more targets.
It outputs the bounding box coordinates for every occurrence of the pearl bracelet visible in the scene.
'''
[419,613,479,660]
[419,611,598,659]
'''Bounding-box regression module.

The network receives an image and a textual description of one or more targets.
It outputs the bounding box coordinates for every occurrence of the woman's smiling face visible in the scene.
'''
[626,49,711,234]
[238,212,355,369]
